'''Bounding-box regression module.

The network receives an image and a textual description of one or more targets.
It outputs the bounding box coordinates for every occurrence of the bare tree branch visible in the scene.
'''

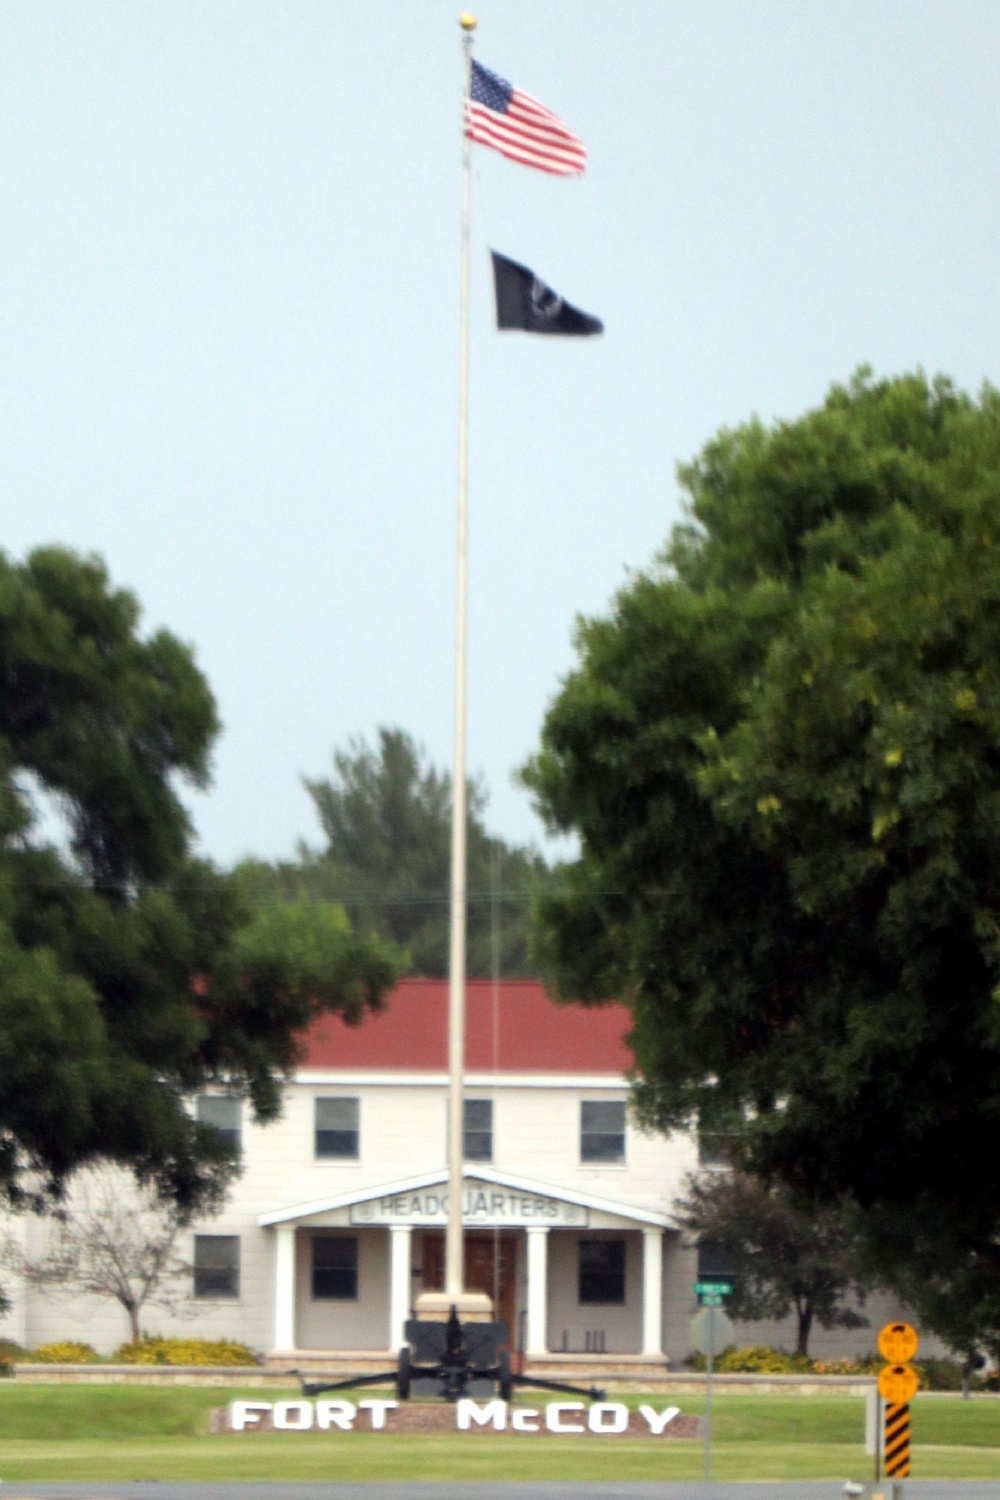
[3,1166,197,1344]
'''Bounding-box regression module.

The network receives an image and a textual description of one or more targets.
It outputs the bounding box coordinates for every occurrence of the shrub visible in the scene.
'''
[0,1338,24,1376]
[689,1345,815,1374]
[687,1345,730,1371]
[687,1347,977,1387]
[813,1355,881,1375]
[111,1336,259,1366]
[719,1345,815,1374]
[25,1341,101,1363]
[916,1358,975,1391]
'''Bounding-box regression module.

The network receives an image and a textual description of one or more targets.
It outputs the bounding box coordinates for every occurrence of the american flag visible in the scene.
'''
[464,59,586,177]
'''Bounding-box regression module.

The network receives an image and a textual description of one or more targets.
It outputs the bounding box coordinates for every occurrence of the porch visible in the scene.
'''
[258,1167,678,1361]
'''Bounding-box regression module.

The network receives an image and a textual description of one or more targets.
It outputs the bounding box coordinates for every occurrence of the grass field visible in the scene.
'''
[0,1385,996,1482]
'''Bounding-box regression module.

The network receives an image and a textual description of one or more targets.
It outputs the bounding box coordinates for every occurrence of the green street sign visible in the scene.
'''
[699,1293,724,1306]
[694,1280,733,1296]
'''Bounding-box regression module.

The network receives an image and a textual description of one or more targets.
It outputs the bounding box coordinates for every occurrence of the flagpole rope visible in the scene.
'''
[470,159,495,327]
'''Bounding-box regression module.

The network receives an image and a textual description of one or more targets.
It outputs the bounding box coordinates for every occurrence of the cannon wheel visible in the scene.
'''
[498,1348,513,1403]
[396,1345,411,1401]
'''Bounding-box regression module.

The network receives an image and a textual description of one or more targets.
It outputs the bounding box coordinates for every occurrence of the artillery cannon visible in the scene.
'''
[299,1304,605,1404]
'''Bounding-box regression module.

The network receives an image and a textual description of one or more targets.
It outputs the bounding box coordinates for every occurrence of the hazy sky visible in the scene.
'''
[3,2,999,864]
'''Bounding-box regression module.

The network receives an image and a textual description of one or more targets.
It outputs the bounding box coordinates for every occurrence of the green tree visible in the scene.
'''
[524,371,1000,1346]
[0,547,402,1240]
[676,1169,868,1357]
[243,728,549,977]
[854,1206,1000,1374]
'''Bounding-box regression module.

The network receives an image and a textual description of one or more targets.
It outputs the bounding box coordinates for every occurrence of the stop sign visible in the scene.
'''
[690,1305,734,1357]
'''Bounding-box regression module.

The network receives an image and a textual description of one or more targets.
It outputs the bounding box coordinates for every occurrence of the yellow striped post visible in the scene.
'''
[884,1400,911,1478]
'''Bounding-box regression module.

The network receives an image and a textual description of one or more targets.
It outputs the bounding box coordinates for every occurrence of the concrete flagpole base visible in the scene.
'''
[413,1289,494,1323]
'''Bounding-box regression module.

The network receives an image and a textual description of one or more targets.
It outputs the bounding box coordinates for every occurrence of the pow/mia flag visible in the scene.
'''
[491,251,603,336]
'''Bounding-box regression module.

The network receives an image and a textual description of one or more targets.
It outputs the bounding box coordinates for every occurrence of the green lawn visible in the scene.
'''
[0,1385,995,1482]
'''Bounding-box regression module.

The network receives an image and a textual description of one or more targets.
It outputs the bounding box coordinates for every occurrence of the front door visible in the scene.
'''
[421,1232,516,1343]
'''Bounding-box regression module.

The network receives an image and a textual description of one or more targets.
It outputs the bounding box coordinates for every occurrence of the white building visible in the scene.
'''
[0,978,926,1367]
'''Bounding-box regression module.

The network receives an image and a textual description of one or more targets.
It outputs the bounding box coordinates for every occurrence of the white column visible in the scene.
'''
[641,1227,664,1356]
[526,1226,549,1356]
[389,1226,412,1351]
[274,1224,297,1351]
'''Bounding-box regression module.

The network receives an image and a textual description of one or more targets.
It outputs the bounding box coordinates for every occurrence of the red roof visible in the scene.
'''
[301,978,634,1075]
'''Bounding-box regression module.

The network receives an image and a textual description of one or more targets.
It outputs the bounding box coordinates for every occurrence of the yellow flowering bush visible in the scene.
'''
[717,1345,814,1373]
[25,1341,101,1363]
[690,1345,814,1373]
[689,1348,974,1390]
[112,1336,258,1366]
[813,1355,880,1376]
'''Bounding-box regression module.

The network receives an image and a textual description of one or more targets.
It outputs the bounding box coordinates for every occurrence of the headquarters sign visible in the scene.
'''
[351,1183,586,1227]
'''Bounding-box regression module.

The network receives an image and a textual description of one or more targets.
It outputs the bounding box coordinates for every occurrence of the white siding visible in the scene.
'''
[0,1072,934,1364]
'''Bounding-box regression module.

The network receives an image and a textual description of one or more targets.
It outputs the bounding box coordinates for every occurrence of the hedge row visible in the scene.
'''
[0,1335,259,1371]
[686,1345,996,1390]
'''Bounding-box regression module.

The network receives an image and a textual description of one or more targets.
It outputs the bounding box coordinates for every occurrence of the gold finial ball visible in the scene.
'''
[459,13,477,31]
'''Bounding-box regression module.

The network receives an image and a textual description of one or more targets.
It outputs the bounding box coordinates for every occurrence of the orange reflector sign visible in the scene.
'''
[877,1321,919,1364]
[878,1362,919,1403]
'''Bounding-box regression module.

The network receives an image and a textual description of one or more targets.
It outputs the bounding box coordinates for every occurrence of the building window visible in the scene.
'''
[196,1095,241,1148]
[312,1235,358,1300]
[193,1235,240,1299]
[697,1239,735,1282]
[315,1097,359,1159]
[578,1238,626,1304]
[697,1131,731,1167]
[463,1099,492,1161]
[580,1100,625,1162]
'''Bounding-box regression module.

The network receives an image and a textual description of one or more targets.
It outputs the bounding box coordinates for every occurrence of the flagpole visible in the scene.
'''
[445,10,477,1305]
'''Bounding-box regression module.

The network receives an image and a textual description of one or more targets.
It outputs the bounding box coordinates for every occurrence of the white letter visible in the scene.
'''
[456,1399,507,1430]
[359,1399,398,1430]
[588,1402,629,1434]
[316,1400,356,1431]
[640,1404,680,1435]
[229,1401,271,1432]
[511,1407,540,1431]
[545,1402,585,1434]
[273,1400,314,1431]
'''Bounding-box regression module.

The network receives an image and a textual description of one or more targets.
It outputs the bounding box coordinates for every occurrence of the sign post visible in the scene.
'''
[691,1304,734,1482]
[876,1322,919,1481]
